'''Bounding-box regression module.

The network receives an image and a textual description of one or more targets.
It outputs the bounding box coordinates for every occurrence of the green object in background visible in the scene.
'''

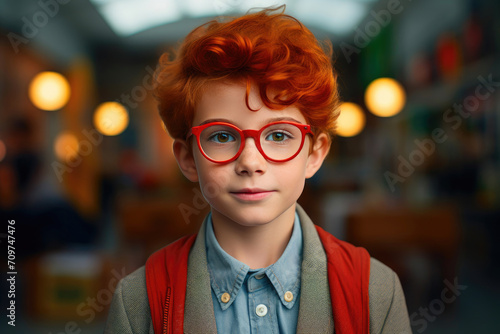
[55,283,85,302]
[359,23,394,88]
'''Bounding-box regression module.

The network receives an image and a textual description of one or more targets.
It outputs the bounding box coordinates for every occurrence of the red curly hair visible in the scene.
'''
[155,6,340,141]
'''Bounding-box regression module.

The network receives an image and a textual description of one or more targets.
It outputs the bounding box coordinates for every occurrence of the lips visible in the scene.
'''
[230,188,274,201]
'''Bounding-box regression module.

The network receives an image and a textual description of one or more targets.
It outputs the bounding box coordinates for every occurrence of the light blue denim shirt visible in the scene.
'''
[205,212,303,334]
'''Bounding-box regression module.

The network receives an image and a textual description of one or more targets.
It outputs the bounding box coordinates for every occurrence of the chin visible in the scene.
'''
[229,212,274,227]
[229,206,290,227]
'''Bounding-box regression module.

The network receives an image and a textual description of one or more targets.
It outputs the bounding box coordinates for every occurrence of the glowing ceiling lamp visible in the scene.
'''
[93,102,129,136]
[91,0,377,37]
[29,71,71,111]
[365,78,406,117]
[336,102,366,137]
[92,0,181,36]
[293,0,368,36]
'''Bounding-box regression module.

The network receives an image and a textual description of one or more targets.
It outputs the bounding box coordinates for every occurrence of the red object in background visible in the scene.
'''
[464,15,483,62]
[408,53,433,88]
[119,149,160,190]
[436,33,463,79]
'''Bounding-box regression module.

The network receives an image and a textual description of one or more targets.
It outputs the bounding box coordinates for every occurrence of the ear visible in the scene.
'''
[173,139,199,182]
[305,133,330,179]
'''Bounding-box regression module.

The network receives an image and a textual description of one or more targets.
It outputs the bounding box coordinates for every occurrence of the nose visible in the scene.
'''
[234,137,267,175]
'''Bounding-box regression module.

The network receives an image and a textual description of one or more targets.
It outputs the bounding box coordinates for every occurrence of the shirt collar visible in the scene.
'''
[205,211,303,311]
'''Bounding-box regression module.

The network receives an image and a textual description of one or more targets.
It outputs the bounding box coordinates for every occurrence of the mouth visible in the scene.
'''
[230,188,275,201]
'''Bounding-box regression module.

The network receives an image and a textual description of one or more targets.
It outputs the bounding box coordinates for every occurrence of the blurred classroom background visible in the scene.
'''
[1,0,499,333]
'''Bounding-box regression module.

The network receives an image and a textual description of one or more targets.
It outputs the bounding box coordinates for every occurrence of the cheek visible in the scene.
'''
[273,157,308,184]
[275,165,307,202]
[193,151,221,184]
[197,164,232,200]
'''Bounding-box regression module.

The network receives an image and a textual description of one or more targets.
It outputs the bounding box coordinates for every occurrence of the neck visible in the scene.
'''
[211,205,296,269]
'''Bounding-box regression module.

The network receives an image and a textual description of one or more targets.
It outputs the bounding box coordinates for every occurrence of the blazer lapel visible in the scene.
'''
[296,204,334,333]
[184,218,218,333]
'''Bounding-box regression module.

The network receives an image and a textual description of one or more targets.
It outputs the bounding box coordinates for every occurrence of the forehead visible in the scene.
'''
[193,80,307,127]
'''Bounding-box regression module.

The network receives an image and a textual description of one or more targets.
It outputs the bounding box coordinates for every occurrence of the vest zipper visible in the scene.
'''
[163,287,171,334]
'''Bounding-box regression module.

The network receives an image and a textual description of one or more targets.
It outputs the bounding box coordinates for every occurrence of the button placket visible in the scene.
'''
[248,273,269,292]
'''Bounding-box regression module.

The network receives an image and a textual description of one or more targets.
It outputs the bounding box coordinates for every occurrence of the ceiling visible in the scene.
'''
[1,0,382,65]
[89,0,378,37]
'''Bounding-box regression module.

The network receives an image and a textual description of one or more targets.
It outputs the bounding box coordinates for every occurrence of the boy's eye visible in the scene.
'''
[209,131,236,143]
[265,131,290,142]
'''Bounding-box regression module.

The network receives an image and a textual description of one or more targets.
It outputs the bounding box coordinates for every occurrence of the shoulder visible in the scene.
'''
[368,258,397,311]
[369,258,412,334]
[146,234,197,269]
[119,265,148,292]
[105,235,199,334]
[313,224,411,333]
[315,224,370,267]
[105,266,152,333]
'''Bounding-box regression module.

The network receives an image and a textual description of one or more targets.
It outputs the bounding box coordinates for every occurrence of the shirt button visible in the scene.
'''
[255,304,268,317]
[284,291,294,302]
[255,273,265,280]
[221,292,230,303]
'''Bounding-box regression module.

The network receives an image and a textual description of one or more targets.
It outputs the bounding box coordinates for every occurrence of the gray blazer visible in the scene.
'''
[105,206,412,333]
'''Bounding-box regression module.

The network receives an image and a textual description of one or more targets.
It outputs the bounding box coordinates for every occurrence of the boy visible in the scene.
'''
[105,6,411,334]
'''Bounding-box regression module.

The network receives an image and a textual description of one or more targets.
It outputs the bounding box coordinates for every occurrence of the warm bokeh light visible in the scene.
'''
[93,102,129,136]
[336,102,366,137]
[54,132,80,162]
[365,78,406,117]
[29,71,71,111]
[0,140,6,162]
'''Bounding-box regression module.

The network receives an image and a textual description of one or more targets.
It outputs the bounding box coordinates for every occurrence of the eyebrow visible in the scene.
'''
[196,116,305,127]
[197,118,233,126]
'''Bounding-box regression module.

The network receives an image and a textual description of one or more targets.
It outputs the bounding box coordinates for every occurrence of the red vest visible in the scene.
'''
[146,225,370,334]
